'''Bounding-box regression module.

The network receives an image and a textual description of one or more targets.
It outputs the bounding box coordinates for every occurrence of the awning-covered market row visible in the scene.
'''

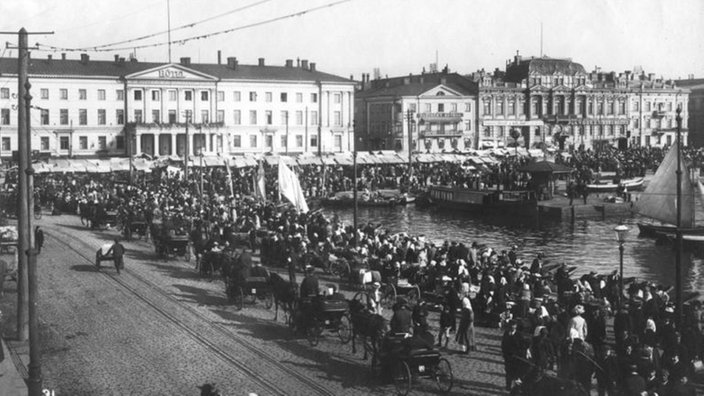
[26,148,546,173]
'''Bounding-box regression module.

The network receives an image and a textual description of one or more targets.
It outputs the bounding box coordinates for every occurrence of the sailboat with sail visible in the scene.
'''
[636,143,704,238]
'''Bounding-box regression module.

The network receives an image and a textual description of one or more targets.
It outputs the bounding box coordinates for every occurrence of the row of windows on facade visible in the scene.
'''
[0,87,334,104]
[370,121,473,135]
[392,138,471,152]
[481,98,628,116]
[0,133,343,153]
[479,98,680,117]
[404,103,472,113]
[0,108,344,127]
[0,135,122,152]
[481,124,628,138]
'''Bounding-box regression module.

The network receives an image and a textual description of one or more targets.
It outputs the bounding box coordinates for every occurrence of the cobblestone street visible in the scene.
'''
[1,213,508,396]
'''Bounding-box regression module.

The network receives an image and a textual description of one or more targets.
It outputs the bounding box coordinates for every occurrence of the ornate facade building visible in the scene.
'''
[0,54,355,159]
[674,77,704,148]
[472,54,688,151]
[354,72,478,153]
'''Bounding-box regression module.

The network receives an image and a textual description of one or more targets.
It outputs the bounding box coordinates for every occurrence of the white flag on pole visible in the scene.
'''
[278,160,309,213]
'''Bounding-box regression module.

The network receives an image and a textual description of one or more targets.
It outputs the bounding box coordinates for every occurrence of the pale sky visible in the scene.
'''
[3,0,703,80]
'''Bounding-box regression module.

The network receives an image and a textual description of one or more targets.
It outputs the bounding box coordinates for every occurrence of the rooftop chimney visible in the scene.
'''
[285,59,293,68]
[309,62,316,72]
[180,57,191,66]
[61,53,66,60]
[217,50,221,65]
[297,57,300,67]
[301,59,309,69]
[114,54,119,62]
[227,57,238,69]
[80,53,89,64]
[47,54,52,60]
[258,57,265,66]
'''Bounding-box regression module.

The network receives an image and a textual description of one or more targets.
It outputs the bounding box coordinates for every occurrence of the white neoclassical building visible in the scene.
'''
[0,54,355,160]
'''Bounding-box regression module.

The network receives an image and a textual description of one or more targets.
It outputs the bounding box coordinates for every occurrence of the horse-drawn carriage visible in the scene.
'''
[95,243,121,272]
[117,212,149,241]
[150,221,191,261]
[372,334,453,396]
[79,202,116,230]
[293,295,352,347]
[226,274,274,311]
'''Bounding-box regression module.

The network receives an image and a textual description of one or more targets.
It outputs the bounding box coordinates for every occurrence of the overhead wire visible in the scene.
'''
[61,0,272,51]
[35,0,352,53]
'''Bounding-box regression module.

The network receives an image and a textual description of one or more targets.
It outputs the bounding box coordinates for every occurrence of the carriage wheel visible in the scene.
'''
[338,313,352,344]
[264,290,274,310]
[434,358,453,394]
[406,286,421,306]
[381,284,397,310]
[306,319,322,347]
[393,361,411,396]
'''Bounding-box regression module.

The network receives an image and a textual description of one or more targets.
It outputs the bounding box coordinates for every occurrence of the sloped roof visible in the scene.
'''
[357,73,478,98]
[675,78,704,89]
[0,57,353,84]
[506,57,587,82]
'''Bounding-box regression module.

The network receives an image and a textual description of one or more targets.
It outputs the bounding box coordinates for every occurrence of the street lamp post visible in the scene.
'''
[614,224,629,308]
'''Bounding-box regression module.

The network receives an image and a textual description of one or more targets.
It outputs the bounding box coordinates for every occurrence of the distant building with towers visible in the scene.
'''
[470,52,688,151]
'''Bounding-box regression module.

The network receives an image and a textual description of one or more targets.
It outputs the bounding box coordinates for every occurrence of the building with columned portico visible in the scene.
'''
[0,54,355,160]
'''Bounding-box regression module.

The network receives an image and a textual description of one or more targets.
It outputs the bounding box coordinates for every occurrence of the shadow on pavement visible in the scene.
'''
[173,284,229,306]
[70,264,99,272]
[210,308,382,392]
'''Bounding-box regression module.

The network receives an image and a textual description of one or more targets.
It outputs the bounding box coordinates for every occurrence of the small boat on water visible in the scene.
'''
[586,177,645,193]
[319,189,414,208]
[427,185,537,216]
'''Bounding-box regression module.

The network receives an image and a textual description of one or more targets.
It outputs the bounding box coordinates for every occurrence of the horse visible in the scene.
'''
[348,298,387,360]
[269,272,298,322]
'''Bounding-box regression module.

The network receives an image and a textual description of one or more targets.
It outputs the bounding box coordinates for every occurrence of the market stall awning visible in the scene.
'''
[110,158,130,172]
[333,153,353,166]
[132,158,153,172]
[296,155,322,166]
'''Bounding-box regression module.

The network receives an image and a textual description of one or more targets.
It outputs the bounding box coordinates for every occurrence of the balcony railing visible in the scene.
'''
[652,111,667,119]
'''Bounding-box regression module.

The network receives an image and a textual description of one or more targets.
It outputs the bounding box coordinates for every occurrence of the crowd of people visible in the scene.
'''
[2,145,704,395]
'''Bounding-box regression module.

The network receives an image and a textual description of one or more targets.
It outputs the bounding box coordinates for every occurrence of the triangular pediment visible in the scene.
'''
[552,85,570,91]
[419,85,464,97]
[125,64,218,81]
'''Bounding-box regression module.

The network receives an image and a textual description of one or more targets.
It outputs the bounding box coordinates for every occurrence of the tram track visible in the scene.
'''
[45,226,337,396]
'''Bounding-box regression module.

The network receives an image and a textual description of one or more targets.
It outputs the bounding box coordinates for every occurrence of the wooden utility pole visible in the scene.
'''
[2,26,54,396]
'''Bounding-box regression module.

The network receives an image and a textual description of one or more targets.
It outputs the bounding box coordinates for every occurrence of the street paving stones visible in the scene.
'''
[2,213,510,395]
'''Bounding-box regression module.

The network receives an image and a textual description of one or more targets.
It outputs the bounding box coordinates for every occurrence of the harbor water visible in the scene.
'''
[323,203,704,293]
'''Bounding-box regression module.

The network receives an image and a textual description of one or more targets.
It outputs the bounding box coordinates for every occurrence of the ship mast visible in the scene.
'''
[675,105,683,328]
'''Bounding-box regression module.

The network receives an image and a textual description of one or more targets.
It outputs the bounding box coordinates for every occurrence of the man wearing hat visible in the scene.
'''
[299,265,320,298]
[389,297,412,335]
